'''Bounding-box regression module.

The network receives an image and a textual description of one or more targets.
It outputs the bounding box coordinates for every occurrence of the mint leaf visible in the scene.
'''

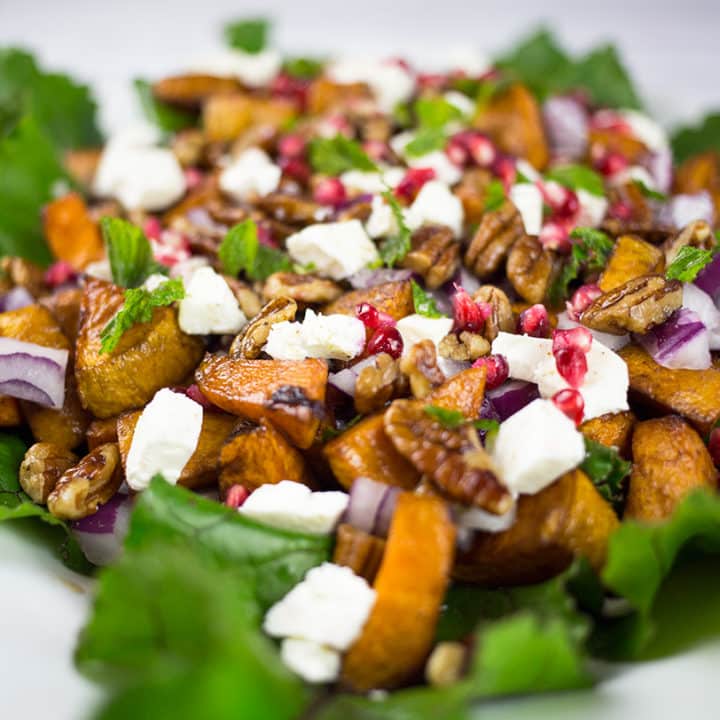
[671,113,720,164]
[219,219,291,281]
[378,190,412,267]
[253,245,292,280]
[633,179,667,202]
[223,18,269,54]
[424,405,465,429]
[484,179,506,212]
[282,57,324,79]
[309,135,378,175]
[546,164,605,197]
[134,79,197,133]
[411,280,443,318]
[99,278,185,354]
[580,439,630,511]
[415,96,463,129]
[473,418,500,442]
[404,128,447,158]
[666,245,715,282]
[102,216,163,288]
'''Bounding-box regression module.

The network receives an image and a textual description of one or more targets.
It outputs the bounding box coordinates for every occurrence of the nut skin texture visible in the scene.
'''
[598,235,664,292]
[19,443,78,504]
[464,202,525,279]
[223,276,262,320]
[438,331,490,361]
[0,257,47,298]
[473,285,515,342]
[46,443,122,520]
[625,416,717,522]
[399,339,446,399]
[354,353,403,415]
[506,234,557,305]
[263,272,343,305]
[663,220,715,266]
[333,523,386,585]
[400,225,459,290]
[455,168,495,224]
[257,193,327,226]
[580,275,682,335]
[384,399,512,514]
[323,280,414,322]
[229,297,298,359]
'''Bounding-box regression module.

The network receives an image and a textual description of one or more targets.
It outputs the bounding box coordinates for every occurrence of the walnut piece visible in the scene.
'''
[224,276,262,319]
[464,202,525,279]
[399,339,445,399]
[506,233,556,304]
[257,193,330,225]
[472,285,515,341]
[354,353,404,415]
[263,272,343,305]
[580,275,683,335]
[19,443,78,504]
[401,225,460,289]
[438,331,490,361]
[425,642,467,688]
[229,296,298,359]
[663,220,715,266]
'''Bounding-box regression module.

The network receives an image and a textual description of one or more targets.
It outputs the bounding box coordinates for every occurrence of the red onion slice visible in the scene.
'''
[637,308,710,370]
[348,268,413,289]
[487,380,540,421]
[373,486,401,538]
[542,96,589,162]
[693,249,720,305]
[71,493,132,566]
[682,283,720,350]
[0,338,68,408]
[344,476,388,534]
[0,286,34,313]
[328,356,378,397]
[660,192,715,229]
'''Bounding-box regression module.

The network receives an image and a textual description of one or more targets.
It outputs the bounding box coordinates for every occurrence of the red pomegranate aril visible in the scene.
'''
[445,135,469,167]
[594,150,628,177]
[225,484,250,509]
[554,347,588,388]
[472,354,509,390]
[257,224,279,248]
[314,177,347,207]
[518,304,550,338]
[708,428,720,467]
[143,216,163,241]
[278,133,306,159]
[552,388,585,426]
[45,261,77,287]
[417,73,447,91]
[366,325,403,359]
[591,110,631,134]
[270,73,309,108]
[552,327,593,354]
[363,140,390,163]
[467,134,496,167]
[491,154,517,189]
[566,284,602,320]
[280,157,311,184]
[609,201,633,221]
[356,303,395,330]
[183,167,204,190]
[452,285,490,334]
[539,221,572,253]
[395,167,436,201]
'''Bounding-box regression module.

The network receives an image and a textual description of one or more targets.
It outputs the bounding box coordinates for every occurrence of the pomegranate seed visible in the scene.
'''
[538,181,579,220]
[185,384,214,409]
[314,177,347,207]
[518,304,550,338]
[472,354,509,390]
[593,150,628,177]
[366,325,403,359]
[552,327,593,354]
[363,140,390,163]
[416,73,447,90]
[539,221,572,253]
[278,133,306,159]
[45,261,77,287]
[609,201,633,221]
[566,284,602,320]
[554,347,588,388]
[452,285,490,334]
[552,388,585,425]
[394,167,436,201]
[445,135,469,167]
[385,56,412,72]
[708,428,720,467]
[467,134,496,167]
[356,303,395,330]
[318,114,353,139]
[225,484,250,509]
[279,156,311,184]
[491,154,517,189]
[257,224,279,248]
[270,73,309,109]
[143,216,163,240]
[591,110,632,134]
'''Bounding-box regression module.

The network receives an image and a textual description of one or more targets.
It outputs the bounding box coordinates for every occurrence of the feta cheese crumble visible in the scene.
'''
[328,59,414,113]
[178,266,247,335]
[576,189,608,228]
[509,183,543,235]
[280,638,341,684]
[240,480,349,535]
[407,180,464,237]
[125,388,203,491]
[192,48,282,87]
[396,313,466,378]
[286,220,380,280]
[340,167,404,194]
[219,147,282,201]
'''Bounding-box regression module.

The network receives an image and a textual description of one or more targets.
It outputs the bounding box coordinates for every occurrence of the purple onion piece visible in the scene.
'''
[682,283,720,350]
[637,308,710,370]
[373,486,400,538]
[643,148,673,195]
[0,338,68,408]
[0,286,34,313]
[328,356,377,397]
[660,191,715,230]
[487,380,540,421]
[347,267,413,290]
[694,252,720,305]
[344,477,389,534]
[71,493,132,566]
[542,96,589,162]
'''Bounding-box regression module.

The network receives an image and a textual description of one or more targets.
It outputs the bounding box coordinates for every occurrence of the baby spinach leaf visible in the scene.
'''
[224,18,270,54]
[309,135,378,175]
[134,79,197,133]
[671,112,720,164]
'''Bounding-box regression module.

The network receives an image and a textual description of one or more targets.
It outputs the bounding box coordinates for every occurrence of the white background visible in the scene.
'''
[1,1,720,718]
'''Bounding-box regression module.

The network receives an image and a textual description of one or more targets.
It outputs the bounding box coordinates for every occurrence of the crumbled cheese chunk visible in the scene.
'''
[407,150,462,186]
[219,147,281,201]
[365,194,396,238]
[617,110,669,153]
[396,313,465,377]
[340,167,404,194]
[509,183,543,235]
[407,180,464,237]
[264,562,376,650]
[83,259,112,282]
[125,388,203,491]
[286,220,380,280]
[192,48,282,87]
[576,189,608,227]
[329,59,414,112]
[443,91,477,118]
[264,310,366,361]
[178,266,247,335]
[515,159,542,183]
[240,480,349,535]
[281,638,341,684]
[491,399,586,495]
[456,502,517,533]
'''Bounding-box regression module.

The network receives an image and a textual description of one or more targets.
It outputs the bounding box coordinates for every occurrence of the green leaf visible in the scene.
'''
[404,128,447,158]
[102,216,162,288]
[411,280,443,318]
[99,279,185,354]
[671,113,720,164]
[253,244,292,281]
[219,219,291,281]
[666,245,715,282]
[633,179,667,202]
[545,164,605,197]
[484,179,506,212]
[282,57,324,79]
[309,135,378,175]
[580,439,630,511]
[424,405,465,429]
[414,96,463,129]
[223,18,270,54]
[473,418,500,443]
[0,116,66,265]
[134,79,197,133]
[379,190,412,267]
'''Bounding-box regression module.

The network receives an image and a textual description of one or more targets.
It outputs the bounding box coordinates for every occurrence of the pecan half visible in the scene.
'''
[19,443,78,504]
[354,353,405,414]
[333,523,386,584]
[263,272,343,305]
[663,220,715,266]
[580,275,683,335]
[506,234,556,304]
[229,296,298,358]
[399,339,445,399]
[384,399,512,513]
[464,202,525,279]
[257,193,331,226]
[224,276,262,319]
[472,285,515,341]
[0,256,46,297]
[438,331,490,361]
[46,443,122,520]
[401,225,460,289]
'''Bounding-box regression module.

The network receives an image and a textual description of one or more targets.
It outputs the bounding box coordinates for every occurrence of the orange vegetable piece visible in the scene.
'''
[0,396,21,427]
[426,366,487,418]
[598,235,664,292]
[43,193,104,270]
[322,280,414,321]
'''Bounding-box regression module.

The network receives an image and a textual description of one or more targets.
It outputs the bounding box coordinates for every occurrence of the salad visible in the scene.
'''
[2,17,720,720]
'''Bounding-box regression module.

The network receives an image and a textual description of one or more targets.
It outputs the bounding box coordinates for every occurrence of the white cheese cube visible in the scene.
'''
[192,49,282,87]
[397,314,454,355]
[509,183,543,235]
[219,147,282,201]
[491,332,552,383]
[178,266,247,335]
[340,167,404,195]
[264,562,376,651]
[515,159,542,183]
[281,639,341,684]
[365,194,395,238]
[329,60,414,113]
[240,480,349,535]
[617,110,669,153]
[126,388,203,491]
[576,189,608,228]
[286,220,379,280]
[491,399,585,495]
[407,180,464,237]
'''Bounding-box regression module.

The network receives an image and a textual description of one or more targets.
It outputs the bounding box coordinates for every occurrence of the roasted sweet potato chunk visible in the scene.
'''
[219,418,312,494]
[152,74,242,107]
[307,77,370,114]
[619,344,720,435]
[43,193,104,270]
[195,355,327,449]
[41,287,83,344]
[322,280,414,321]
[426,368,487,418]
[598,235,664,292]
[75,279,204,418]
[341,493,456,691]
[580,411,635,458]
[323,413,420,491]
[625,417,717,522]
[0,396,21,427]
[333,523,386,584]
[0,304,70,350]
[86,417,119,450]
[203,93,297,141]
[454,469,619,586]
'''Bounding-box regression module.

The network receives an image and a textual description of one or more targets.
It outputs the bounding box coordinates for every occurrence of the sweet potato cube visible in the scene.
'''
[0,396,21,427]
[87,416,119,449]
[625,416,717,522]
[195,355,327,449]
[426,366,487,418]
[341,493,456,691]
[43,193,104,270]
[0,304,70,350]
[322,280,414,321]
[152,74,242,107]
[598,235,664,292]
[580,411,635,458]
[454,469,619,586]
[75,279,204,418]
[323,413,420,490]
[203,94,296,142]
[333,523,386,585]
[219,418,313,494]
[307,78,370,114]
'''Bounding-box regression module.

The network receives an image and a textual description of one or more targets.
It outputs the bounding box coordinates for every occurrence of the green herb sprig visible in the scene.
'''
[411,279,443,318]
[666,245,715,282]
[218,219,291,280]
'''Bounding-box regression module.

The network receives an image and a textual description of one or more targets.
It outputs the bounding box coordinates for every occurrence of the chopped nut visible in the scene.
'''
[663,220,715,266]
[399,339,445,399]
[257,193,330,226]
[425,642,467,687]
[473,285,515,341]
[580,275,683,335]
[506,233,557,304]
[46,443,122,520]
[171,129,206,167]
[263,272,343,305]
[333,523,386,584]
[401,225,460,289]
[19,443,78,504]
[438,331,490,361]
[464,202,525,279]
[354,353,404,415]
[229,296,298,358]
[335,200,373,223]
[0,256,46,297]
[223,275,263,319]
[384,399,512,513]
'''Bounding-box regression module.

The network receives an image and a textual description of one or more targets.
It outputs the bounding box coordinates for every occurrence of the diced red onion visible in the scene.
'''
[694,251,720,305]
[0,286,34,313]
[347,268,413,289]
[659,192,715,229]
[0,337,68,408]
[344,476,389,534]
[328,356,377,397]
[71,493,132,566]
[637,308,710,370]
[487,380,540,421]
[556,310,629,351]
[643,148,673,194]
[373,486,401,537]
[682,283,720,350]
[542,96,588,161]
